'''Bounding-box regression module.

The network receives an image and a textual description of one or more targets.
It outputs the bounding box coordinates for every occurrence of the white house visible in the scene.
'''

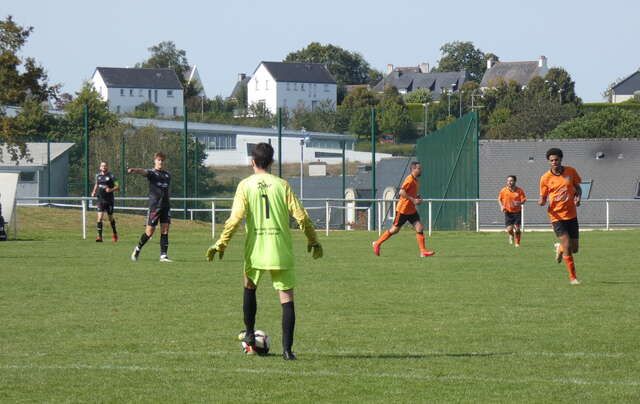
[247,61,337,114]
[610,69,640,103]
[91,67,184,117]
[185,65,206,98]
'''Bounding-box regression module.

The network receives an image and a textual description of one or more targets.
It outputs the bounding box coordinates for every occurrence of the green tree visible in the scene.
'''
[433,41,493,82]
[284,42,376,88]
[486,98,577,139]
[548,107,640,139]
[543,68,580,105]
[132,101,159,118]
[403,88,433,104]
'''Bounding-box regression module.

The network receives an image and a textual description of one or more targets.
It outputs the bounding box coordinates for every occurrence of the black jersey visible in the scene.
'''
[145,169,171,209]
[95,172,117,202]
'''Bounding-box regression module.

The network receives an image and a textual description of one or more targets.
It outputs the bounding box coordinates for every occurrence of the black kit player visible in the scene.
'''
[128,152,173,262]
[91,162,120,242]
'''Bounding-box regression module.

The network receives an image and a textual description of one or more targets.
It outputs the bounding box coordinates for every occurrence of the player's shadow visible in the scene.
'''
[324,352,512,360]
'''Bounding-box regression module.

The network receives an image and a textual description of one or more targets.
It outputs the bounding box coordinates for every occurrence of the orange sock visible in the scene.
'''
[563,255,577,281]
[376,230,392,245]
[416,232,426,252]
[515,232,521,244]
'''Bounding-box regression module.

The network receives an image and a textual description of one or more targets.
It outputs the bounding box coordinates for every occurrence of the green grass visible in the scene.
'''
[1,207,639,403]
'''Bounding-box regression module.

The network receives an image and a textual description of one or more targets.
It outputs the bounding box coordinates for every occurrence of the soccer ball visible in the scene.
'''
[238,330,270,356]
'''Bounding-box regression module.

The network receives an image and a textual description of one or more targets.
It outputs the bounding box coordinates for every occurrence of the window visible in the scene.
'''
[19,171,36,182]
[255,78,259,91]
[167,90,173,97]
[120,89,124,96]
[139,89,144,97]
[205,134,237,150]
[129,89,134,96]
[635,182,640,199]
[287,82,291,91]
[116,105,121,114]
[309,139,341,150]
[265,80,269,90]
[173,107,177,116]
[301,83,305,91]
[580,181,593,199]
[154,90,158,103]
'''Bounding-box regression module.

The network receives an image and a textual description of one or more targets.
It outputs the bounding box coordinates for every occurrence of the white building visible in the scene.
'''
[91,67,184,117]
[122,118,391,167]
[247,61,337,114]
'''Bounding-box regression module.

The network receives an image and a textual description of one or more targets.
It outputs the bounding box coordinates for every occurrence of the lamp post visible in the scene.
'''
[299,128,310,199]
[423,102,429,136]
[459,90,464,117]
[447,89,452,117]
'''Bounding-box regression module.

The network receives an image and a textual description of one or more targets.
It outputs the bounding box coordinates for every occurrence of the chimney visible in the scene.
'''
[238,73,246,82]
[538,55,547,68]
[386,64,394,75]
[419,62,430,73]
[487,57,496,70]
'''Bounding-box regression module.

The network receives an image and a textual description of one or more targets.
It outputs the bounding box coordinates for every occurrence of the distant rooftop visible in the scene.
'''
[94,67,183,90]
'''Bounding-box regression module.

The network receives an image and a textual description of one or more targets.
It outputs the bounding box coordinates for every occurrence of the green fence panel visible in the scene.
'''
[416,111,479,230]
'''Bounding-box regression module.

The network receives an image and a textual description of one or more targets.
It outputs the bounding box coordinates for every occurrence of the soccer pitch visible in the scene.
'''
[1,208,639,403]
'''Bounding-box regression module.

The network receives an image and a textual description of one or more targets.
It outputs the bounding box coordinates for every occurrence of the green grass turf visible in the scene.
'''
[1,207,639,403]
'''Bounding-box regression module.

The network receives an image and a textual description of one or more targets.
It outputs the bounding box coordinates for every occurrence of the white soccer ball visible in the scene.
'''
[239,329,270,356]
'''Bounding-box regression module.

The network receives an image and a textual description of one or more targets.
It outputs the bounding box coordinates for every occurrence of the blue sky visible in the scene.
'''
[4,0,638,102]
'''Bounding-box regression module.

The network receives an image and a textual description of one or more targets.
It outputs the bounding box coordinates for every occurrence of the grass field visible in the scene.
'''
[1,207,639,403]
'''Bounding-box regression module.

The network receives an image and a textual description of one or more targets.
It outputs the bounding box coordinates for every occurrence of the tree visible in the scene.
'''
[543,68,580,105]
[284,42,376,87]
[403,88,433,104]
[548,107,640,139]
[0,16,59,106]
[137,41,202,99]
[433,41,493,83]
[485,98,577,139]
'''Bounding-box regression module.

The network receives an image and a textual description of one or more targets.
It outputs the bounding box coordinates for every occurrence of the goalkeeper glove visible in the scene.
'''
[307,242,323,259]
[206,245,225,261]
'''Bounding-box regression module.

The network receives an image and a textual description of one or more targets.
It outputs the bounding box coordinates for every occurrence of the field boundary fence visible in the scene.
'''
[12,197,640,240]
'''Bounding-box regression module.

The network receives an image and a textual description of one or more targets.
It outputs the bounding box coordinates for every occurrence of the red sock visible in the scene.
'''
[515,232,521,244]
[376,231,392,245]
[416,232,426,252]
[563,255,577,281]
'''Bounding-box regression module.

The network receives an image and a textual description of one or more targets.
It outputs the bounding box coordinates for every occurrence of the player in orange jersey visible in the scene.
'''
[372,162,435,258]
[497,175,526,247]
[538,148,582,285]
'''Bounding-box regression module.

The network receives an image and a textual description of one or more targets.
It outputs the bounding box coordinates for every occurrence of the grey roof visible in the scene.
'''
[121,117,356,142]
[258,62,336,84]
[479,139,640,226]
[372,70,467,101]
[611,70,640,95]
[95,67,183,90]
[480,61,544,87]
[0,142,75,166]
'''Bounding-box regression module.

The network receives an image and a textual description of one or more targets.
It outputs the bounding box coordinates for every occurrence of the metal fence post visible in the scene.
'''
[81,199,87,240]
[428,200,432,236]
[377,201,382,235]
[521,203,525,232]
[475,200,480,232]
[211,201,216,240]
[325,200,330,236]
[606,200,610,231]
[367,207,371,231]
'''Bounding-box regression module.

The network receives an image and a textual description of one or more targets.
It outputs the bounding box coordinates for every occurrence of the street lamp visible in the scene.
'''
[299,128,310,199]
[423,102,429,136]
[459,90,464,117]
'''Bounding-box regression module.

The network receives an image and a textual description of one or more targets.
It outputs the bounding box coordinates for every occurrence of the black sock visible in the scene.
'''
[160,234,168,255]
[97,222,103,238]
[137,233,150,250]
[110,220,117,234]
[282,301,295,352]
[243,288,257,334]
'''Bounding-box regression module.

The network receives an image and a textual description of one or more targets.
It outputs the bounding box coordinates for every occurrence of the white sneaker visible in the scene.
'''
[159,255,173,262]
[508,235,514,245]
[554,243,563,264]
[515,243,520,247]
[131,246,140,261]
[570,279,581,285]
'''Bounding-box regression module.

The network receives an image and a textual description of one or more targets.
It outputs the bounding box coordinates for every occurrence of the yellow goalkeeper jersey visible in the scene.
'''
[214,173,318,271]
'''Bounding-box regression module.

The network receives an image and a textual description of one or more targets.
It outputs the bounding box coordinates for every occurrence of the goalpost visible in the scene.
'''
[0,172,19,240]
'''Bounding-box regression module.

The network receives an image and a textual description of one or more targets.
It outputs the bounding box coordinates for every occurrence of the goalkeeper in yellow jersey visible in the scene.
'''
[206,142,322,361]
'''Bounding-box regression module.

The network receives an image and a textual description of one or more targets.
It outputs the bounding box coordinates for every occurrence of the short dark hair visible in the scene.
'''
[410,161,420,169]
[252,142,274,169]
[507,175,517,182]
[154,152,166,161]
[546,148,563,160]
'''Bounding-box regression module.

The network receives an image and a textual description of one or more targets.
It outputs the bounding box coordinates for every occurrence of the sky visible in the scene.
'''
[4,0,639,103]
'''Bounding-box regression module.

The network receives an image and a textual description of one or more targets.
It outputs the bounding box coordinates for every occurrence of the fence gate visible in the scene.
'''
[416,111,479,230]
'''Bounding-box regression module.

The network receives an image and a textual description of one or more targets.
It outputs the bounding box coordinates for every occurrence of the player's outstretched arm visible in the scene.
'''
[127,168,147,176]
[206,182,247,262]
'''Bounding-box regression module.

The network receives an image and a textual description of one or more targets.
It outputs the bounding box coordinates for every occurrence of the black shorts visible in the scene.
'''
[504,211,522,227]
[147,207,171,227]
[96,201,114,215]
[552,218,579,239]
[393,212,421,228]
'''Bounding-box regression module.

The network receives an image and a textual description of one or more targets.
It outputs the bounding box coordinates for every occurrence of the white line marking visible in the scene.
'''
[1,364,638,387]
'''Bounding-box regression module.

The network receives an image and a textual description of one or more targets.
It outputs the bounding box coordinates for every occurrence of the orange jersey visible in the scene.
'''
[396,175,419,215]
[498,186,527,213]
[539,166,582,222]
